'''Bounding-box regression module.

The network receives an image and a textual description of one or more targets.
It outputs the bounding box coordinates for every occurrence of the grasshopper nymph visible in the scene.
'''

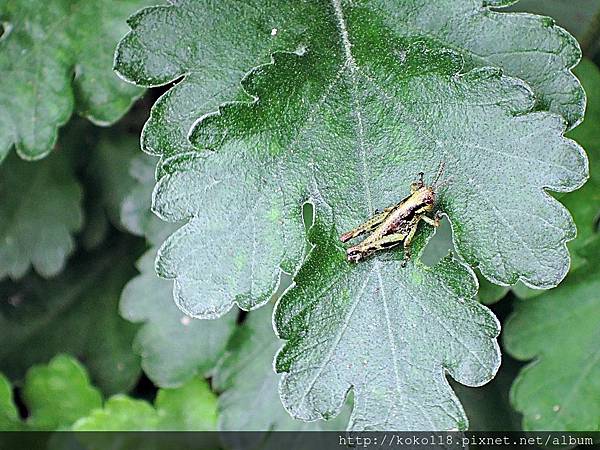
[340,164,446,265]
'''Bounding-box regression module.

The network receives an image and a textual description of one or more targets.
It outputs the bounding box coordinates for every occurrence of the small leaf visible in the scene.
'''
[120,249,236,387]
[0,0,154,161]
[154,377,218,431]
[120,153,180,246]
[74,396,158,431]
[0,151,83,280]
[504,238,600,431]
[23,355,103,430]
[0,374,20,431]
[0,242,141,395]
[214,306,349,443]
[115,0,584,163]
[0,354,102,431]
[73,378,217,431]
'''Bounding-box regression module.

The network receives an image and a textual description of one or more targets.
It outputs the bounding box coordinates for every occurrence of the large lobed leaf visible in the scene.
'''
[117,0,587,317]
[0,355,102,431]
[116,0,588,430]
[0,0,154,161]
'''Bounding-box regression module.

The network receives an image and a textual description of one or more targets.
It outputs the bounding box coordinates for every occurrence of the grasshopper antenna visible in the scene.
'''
[432,161,453,192]
[432,161,445,188]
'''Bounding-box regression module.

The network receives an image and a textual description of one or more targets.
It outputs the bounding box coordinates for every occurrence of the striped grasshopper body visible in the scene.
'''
[340,169,444,265]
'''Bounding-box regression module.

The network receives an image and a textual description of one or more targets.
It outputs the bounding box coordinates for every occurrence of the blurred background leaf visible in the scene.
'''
[0,151,83,280]
[0,239,142,395]
[120,248,237,388]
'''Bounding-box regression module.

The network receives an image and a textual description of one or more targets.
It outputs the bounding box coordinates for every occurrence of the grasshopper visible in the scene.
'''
[340,164,446,265]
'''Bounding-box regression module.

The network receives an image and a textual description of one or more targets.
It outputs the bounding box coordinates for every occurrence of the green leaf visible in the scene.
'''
[0,0,155,161]
[87,132,140,231]
[115,0,584,162]
[0,374,20,431]
[23,355,103,430]
[74,396,158,430]
[120,249,236,387]
[154,377,218,431]
[73,378,217,431]
[0,243,141,395]
[0,151,83,280]
[506,58,600,299]
[214,306,348,438]
[0,354,102,431]
[120,153,180,246]
[503,238,600,431]
[561,59,600,256]
[146,2,586,320]
[501,61,600,428]
[275,216,500,430]
[118,0,588,430]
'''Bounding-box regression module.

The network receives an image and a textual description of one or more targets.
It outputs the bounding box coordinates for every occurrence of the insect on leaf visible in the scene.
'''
[116,0,587,430]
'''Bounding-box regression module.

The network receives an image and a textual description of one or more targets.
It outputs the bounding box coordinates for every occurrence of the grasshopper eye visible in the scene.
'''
[346,248,363,262]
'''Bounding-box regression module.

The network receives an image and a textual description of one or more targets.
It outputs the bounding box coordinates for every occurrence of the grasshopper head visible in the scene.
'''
[346,246,364,262]
[415,186,436,211]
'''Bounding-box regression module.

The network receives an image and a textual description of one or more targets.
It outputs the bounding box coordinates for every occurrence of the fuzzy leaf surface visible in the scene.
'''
[275,218,500,430]
[149,3,586,315]
[119,0,586,430]
[73,378,217,431]
[502,59,600,432]
[115,0,584,162]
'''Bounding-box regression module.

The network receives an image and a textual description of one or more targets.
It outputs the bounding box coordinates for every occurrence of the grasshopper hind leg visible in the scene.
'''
[339,206,394,243]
